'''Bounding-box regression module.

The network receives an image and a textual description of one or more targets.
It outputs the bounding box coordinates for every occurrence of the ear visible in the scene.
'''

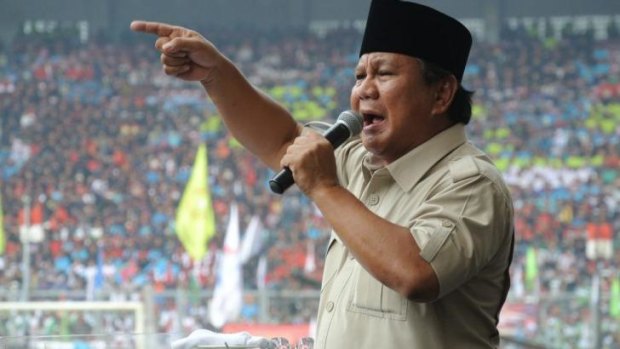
[431,75,458,117]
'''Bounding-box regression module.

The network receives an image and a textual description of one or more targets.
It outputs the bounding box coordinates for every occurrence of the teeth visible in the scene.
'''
[362,113,385,128]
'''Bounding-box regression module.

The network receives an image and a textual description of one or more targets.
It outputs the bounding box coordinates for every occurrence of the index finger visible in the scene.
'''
[130,20,176,37]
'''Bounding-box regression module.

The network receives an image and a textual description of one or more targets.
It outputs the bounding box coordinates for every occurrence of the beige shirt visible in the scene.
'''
[315,124,514,349]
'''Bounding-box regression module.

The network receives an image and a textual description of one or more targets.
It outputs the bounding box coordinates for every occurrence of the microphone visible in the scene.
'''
[269,110,363,194]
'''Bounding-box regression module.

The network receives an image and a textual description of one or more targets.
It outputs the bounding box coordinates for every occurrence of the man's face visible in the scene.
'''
[351,52,439,164]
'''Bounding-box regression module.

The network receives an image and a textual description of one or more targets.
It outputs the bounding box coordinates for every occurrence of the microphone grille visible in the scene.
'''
[337,110,363,136]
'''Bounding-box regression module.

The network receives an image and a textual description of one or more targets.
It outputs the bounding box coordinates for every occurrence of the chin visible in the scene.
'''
[361,135,383,155]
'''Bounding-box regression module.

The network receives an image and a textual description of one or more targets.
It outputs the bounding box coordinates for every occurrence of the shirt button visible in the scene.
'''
[326,301,335,312]
[442,220,453,228]
[367,194,379,206]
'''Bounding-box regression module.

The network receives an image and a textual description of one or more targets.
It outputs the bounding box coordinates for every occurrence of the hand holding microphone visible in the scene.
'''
[269,111,363,194]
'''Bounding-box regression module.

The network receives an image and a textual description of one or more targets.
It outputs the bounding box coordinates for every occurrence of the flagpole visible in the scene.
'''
[590,267,601,349]
[21,194,31,301]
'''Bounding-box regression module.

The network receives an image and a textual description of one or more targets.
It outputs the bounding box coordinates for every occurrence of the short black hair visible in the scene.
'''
[418,59,474,125]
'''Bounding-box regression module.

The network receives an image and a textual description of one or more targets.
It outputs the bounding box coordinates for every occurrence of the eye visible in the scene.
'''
[378,70,392,76]
[355,73,366,81]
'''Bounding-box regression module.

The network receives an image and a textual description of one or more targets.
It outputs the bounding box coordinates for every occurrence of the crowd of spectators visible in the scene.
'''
[0,18,619,348]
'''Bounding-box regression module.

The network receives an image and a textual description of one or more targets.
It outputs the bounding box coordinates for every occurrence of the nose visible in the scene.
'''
[354,76,379,100]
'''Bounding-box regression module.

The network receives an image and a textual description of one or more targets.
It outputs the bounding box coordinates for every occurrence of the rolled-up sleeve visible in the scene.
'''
[409,174,512,298]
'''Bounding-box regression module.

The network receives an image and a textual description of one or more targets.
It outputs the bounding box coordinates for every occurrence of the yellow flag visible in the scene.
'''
[611,277,620,319]
[0,189,5,255]
[525,247,538,291]
[175,144,216,260]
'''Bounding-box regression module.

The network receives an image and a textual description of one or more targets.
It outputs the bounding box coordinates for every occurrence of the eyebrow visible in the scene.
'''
[356,55,398,71]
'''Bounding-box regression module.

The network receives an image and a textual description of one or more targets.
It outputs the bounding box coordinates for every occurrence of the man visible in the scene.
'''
[132,0,514,347]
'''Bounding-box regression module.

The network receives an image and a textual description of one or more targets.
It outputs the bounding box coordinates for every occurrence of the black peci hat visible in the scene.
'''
[359,0,472,81]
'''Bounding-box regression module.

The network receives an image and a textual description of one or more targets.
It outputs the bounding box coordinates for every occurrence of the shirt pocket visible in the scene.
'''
[346,265,408,321]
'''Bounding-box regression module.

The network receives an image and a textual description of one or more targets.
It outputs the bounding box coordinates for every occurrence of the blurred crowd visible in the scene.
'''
[0,19,619,348]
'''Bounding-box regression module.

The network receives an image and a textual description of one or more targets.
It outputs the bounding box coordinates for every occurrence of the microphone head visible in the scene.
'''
[337,110,363,136]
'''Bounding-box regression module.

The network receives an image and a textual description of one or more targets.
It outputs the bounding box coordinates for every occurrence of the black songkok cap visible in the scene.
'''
[360,0,472,81]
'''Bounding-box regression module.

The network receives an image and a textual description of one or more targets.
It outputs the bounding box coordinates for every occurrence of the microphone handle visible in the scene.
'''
[269,123,351,194]
[269,167,294,194]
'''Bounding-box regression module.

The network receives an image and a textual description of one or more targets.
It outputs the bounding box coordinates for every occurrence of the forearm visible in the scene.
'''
[201,58,302,170]
[131,21,301,170]
[310,185,439,301]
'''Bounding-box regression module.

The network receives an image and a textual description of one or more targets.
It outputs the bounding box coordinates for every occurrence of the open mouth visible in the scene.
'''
[363,113,385,128]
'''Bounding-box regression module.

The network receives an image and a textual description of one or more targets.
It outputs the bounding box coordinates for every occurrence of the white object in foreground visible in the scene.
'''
[171,329,275,349]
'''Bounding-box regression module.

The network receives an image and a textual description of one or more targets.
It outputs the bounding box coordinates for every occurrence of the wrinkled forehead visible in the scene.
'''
[355,52,421,70]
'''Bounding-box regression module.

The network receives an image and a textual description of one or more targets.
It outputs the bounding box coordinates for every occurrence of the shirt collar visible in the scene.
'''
[363,123,467,192]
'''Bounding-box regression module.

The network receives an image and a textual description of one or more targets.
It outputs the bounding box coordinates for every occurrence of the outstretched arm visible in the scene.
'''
[130,21,303,170]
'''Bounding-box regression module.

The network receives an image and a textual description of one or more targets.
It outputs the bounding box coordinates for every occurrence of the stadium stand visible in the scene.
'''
[0,18,619,348]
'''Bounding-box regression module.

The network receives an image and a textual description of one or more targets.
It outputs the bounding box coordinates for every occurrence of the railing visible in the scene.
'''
[1,288,617,348]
